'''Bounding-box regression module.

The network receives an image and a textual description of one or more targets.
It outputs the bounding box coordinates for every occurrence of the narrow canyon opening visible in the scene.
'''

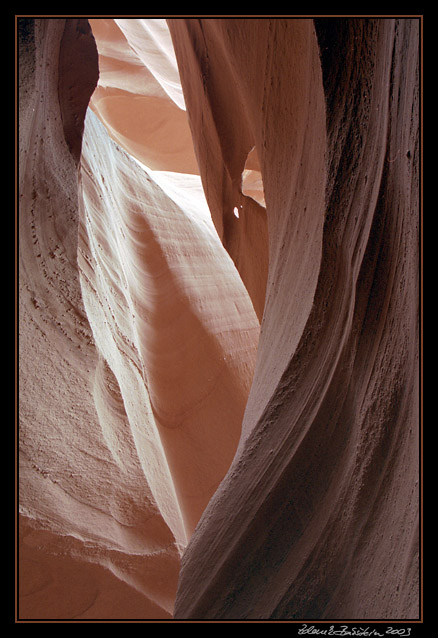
[80,17,263,548]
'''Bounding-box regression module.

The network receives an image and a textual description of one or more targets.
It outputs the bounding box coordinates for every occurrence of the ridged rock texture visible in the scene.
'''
[18,17,420,621]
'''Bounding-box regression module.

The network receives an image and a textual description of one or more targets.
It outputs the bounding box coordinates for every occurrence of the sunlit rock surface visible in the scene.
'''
[18,16,259,619]
[88,18,199,174]
[18,16,419,621]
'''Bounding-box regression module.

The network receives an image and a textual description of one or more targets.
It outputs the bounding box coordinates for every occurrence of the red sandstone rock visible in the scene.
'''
[18,16,258,619]
[18,16,420,621]
[168,17,420,619]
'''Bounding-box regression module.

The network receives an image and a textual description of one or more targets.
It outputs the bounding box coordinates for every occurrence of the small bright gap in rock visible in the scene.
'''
[233,206,240,218]
[241,146,266,208]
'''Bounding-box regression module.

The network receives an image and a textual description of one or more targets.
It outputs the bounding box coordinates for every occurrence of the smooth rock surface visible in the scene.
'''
[18,16,420,621]
[18,16,259,619]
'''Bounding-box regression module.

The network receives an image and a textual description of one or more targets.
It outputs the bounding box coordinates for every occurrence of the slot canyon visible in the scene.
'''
[17,16,421,621]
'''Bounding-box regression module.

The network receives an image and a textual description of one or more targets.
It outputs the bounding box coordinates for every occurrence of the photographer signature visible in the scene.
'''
[298,625,412,637]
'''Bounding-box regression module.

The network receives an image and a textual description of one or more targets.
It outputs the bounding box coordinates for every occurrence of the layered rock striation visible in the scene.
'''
[18,16,420,621]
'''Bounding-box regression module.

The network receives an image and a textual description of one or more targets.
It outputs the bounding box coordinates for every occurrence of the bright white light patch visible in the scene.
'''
[233,206,240,219]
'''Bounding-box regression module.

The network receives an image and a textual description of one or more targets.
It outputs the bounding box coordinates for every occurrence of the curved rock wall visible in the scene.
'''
[18,16,420,621]
[78,108,259,544]
[18,18,181,619]
[18,17,259,619]
[168,17,420,620]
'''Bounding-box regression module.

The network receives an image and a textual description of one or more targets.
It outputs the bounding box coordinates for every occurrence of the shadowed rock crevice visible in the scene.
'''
[58,19,99,163]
